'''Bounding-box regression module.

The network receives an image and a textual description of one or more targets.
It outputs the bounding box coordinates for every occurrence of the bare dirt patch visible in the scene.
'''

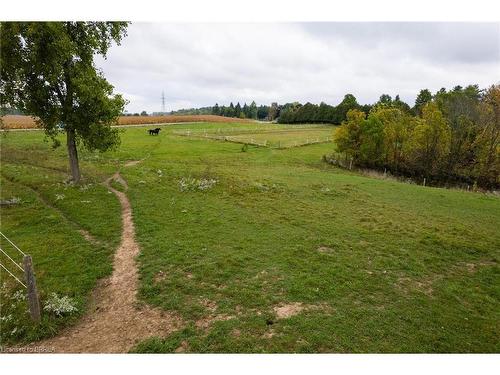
[199,298,218,313]
[21,172,182,353]
[274,302,306,319]
[195,314,234,330]
[174,340,190,353]
[273,302,332,320]
[396,277,434,297]
[154,270,167,283]
[463,260,497,273]
[261,329,276,339]
[231,328,242,338]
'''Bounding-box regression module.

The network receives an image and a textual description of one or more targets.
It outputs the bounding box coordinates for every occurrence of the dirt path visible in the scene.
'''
[24,172,181,353]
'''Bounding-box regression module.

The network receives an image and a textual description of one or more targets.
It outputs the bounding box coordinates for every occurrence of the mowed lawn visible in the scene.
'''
[1,122,499,352]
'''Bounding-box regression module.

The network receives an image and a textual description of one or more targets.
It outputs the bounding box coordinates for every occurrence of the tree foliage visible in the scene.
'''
[333,85,500,188]
[1,22,128,182]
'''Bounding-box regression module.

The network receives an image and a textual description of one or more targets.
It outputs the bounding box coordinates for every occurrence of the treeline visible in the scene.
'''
[169,106,213,116]
[165,102,273,120]
[212,101,274,120]
[278,94,376,124]
[208,94,408,124]
[332,85,499,189]
[0,106,24,115]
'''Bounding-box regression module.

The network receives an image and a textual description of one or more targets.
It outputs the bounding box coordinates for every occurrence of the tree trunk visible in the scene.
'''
[66,128,81,183]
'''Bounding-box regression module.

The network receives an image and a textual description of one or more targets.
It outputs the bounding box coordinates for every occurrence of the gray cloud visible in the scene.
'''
[95,22,500,113]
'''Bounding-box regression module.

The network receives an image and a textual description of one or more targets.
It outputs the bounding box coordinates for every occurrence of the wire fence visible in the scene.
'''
[0,231,27,289]
[173,129,333,149]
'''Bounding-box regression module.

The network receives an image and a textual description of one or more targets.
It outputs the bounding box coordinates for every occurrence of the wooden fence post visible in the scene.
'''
[23,255,41,322]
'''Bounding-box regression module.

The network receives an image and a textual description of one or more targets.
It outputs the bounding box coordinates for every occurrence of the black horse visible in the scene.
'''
[149,128,161,135]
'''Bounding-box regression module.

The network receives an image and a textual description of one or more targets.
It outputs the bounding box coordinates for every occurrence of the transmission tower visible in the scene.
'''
[161,91,166,113]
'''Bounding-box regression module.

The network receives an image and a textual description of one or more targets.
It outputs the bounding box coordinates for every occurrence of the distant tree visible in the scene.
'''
[333,94,360,124]
[393,95,411,113]
[413,89,433,115]
[315,102,335,123]
[242,103,249,118]
[294,102,318,123]
[277,102,301,123]
[434,86,480,177]
[140,110,148,116]
[228,102,235,117]
[474,85,500,187]
[378,94,393,105]
[257,105,270,120]
[235,102,242,118]
[359,113,385,167]
[360,104,373,116]
[0,21,128,183]
[249,101,258,119]
[409,102,451,175]
[377,107,413,172]
[212,103,220,115]
[334,109,365,162]
[268,102,278,121]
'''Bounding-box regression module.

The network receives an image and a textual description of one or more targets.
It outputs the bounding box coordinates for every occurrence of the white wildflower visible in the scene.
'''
[11,290,25,302]
[43,293,78,316]
[55,194,65,201]
[0,314,13,322]
[178,177,217,192]
[0,197,21,205]
[79,184,92,191]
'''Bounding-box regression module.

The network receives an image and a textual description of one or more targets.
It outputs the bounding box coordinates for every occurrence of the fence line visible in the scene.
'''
[0,262,27,288]
[173,130,333,149]
[0,247,24,272]
[0,231,26,256]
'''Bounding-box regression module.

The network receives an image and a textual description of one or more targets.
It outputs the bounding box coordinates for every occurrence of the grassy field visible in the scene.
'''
[1,122,499,352]
[173,125,334,148]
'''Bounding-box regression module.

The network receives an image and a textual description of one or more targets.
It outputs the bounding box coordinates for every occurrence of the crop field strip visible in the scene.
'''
[0,114,255,129]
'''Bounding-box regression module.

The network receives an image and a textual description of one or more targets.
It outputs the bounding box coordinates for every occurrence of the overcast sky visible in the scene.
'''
[95,22,500,114]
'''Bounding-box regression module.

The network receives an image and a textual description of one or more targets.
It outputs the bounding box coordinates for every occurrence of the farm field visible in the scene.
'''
[1,122,499,352]
[0,114,252,129]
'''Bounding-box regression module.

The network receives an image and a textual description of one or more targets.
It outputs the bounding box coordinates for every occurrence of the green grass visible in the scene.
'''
[1,123,499,352]
[172,123,334,148]
[0,133,122,344]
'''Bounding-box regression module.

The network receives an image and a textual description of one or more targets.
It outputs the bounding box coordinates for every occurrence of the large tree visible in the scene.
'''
[1,22,128,183]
